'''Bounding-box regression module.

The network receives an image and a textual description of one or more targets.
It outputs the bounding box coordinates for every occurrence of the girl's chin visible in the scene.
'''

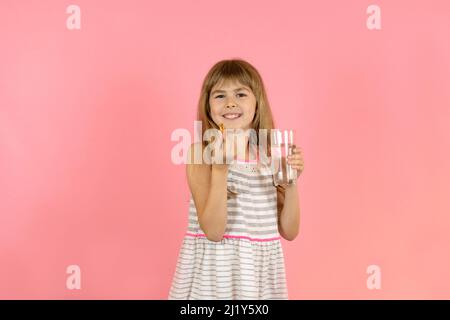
[220,122,252,130]
[225,126,249,131]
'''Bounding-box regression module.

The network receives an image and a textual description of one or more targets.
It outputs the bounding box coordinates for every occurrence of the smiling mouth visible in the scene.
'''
[222,113,242,120]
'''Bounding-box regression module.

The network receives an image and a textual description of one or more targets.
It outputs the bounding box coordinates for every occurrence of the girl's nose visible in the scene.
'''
[226,97,237,108]
[226,100,237,108]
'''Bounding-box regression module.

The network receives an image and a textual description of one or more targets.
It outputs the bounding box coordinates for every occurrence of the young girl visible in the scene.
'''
[168,59,304,300]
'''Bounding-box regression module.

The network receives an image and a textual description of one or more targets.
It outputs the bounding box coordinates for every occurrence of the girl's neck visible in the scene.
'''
[235,141,259,163]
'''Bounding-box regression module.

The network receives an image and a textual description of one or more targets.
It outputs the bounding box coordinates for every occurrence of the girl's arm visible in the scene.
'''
[277,145,303,241]
[277,185,300,241]
[186,143,228,242]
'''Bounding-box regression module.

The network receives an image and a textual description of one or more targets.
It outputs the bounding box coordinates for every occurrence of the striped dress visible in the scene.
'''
[168,156,289,300]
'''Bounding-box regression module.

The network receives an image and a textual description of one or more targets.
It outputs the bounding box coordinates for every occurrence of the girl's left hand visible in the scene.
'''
[287,146,304,179]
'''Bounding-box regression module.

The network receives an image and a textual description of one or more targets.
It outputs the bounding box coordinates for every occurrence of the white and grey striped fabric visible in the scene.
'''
[168,159,289,300]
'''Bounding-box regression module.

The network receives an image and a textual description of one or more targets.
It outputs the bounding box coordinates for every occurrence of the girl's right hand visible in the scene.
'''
[212,126,228,169]
[212,124,232,170]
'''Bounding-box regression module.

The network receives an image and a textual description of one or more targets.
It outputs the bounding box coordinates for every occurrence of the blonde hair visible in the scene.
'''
[197,58,276,151]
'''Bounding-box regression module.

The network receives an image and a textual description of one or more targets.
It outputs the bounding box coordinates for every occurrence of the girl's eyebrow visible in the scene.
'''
[211,87,249,95]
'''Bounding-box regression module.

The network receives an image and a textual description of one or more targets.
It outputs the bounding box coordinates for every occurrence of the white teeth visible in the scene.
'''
[223,113,241,119]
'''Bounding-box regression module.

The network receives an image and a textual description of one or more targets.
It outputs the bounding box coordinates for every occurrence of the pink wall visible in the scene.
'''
[1,0,449,299]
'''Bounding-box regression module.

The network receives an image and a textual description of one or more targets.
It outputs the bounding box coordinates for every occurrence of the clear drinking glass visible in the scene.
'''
[270,129,297,186]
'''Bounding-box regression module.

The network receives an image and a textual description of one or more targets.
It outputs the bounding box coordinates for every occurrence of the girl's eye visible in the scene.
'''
[214,93,247,99]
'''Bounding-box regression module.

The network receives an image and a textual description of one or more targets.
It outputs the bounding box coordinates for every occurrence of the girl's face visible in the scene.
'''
[209,79,257,130]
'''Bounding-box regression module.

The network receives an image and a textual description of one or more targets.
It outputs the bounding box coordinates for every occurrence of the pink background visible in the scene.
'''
[1,0,450,299]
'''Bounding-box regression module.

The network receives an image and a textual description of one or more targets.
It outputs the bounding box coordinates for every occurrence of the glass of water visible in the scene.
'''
[270,129,297,186]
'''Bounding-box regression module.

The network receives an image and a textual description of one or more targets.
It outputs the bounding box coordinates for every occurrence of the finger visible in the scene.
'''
[289,154,302,160]
[289,157,302,162]
[287,156,303,163]
[290,148,300,156]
